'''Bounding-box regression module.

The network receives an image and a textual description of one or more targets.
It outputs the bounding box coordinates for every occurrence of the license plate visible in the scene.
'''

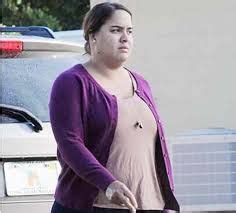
[4,160,61,196]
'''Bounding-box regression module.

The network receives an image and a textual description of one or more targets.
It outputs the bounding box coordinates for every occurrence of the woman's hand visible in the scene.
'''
[105,180,138,213]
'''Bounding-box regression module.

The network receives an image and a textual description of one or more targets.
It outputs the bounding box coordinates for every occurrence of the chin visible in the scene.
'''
[117,54,130,62]
[116,57,128,65]
[106,54,129,65]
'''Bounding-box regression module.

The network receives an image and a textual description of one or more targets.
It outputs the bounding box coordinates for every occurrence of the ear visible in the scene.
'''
[92,34,96,42]
[88,34,96,43]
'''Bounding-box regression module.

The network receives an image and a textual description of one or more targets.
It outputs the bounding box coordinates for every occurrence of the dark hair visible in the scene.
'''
[82,2,132,54]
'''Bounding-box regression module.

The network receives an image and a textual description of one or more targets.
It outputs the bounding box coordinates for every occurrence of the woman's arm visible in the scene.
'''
[49,71,116,191]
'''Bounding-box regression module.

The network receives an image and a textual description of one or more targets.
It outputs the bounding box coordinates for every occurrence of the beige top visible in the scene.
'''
[93,73,165,210]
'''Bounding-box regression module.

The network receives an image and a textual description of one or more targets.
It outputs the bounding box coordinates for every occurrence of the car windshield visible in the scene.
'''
[0,56,86,123]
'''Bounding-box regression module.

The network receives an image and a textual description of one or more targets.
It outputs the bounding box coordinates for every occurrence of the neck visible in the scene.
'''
[85,57,125,79]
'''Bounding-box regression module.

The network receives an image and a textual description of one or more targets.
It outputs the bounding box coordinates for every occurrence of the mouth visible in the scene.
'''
[118,47,129,52]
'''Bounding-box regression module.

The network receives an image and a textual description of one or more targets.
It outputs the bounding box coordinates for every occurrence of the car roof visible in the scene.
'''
[1,35,84,52]
[0,34,86,58]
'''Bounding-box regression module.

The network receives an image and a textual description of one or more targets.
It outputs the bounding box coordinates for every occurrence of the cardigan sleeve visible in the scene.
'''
[49,71,116,191]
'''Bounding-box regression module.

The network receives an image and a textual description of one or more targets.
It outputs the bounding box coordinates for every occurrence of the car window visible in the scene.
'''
[0,56,86,123]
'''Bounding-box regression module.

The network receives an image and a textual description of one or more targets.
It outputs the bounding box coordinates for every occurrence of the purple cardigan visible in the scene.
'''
[49,64,179,211]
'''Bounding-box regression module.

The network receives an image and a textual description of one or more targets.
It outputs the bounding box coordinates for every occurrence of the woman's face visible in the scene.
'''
[92,9,133,65]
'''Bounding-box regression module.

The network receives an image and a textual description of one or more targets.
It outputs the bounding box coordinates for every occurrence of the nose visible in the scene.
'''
[120,31,128,43]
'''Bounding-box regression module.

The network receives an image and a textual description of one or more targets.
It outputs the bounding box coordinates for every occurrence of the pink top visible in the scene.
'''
[94,74,165,210]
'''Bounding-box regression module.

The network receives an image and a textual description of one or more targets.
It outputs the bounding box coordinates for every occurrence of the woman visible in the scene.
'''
[50,2,179,213]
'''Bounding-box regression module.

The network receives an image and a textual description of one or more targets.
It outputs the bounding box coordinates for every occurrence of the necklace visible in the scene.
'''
[134,121,143,129]
[128,71,144,130]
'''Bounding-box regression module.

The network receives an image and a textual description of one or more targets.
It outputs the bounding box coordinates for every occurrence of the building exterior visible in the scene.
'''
[168,128,236,212]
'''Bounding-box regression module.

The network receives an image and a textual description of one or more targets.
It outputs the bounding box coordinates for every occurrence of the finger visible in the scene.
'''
[122,187,138,209]
[118,192,136,213]
[124,197,136,213]
[111,192,125,206]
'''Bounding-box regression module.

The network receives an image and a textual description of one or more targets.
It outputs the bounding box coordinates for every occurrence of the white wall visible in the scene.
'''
[91,0,236,136]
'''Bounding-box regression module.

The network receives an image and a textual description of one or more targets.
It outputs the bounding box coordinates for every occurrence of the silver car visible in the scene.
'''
[0,27,86,213]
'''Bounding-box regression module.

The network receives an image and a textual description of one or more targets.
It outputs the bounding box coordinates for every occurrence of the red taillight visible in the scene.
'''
[0,40,23,58]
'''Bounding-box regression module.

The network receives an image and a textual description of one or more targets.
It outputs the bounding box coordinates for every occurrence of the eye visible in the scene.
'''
[111,28,120,33]
[127,29,133,35]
